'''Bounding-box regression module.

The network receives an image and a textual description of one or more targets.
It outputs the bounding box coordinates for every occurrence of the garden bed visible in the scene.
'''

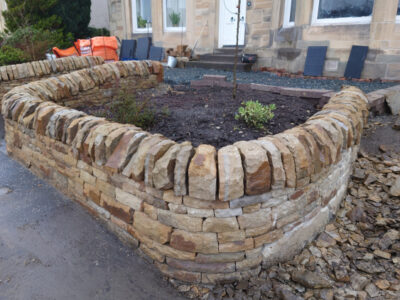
[82,86,319,148]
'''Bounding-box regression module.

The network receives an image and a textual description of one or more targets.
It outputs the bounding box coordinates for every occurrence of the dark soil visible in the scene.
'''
[83,86,319,149]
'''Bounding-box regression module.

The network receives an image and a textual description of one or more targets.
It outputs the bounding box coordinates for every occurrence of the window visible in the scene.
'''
[132,0,152,33]
[163,0,186,32]
[283,0,296,27]
[312,0,374,25]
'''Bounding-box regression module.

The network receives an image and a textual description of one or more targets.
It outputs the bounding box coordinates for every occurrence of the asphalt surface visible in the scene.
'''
[165,67,398,93]
[0,118,185,300]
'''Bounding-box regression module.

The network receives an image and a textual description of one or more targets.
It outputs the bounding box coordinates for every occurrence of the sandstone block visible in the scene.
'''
[116,188,143,211]
[218,145,244,201]
[187,207,214,218]
[203,217,239,233]
[219,238,254,253]
[105,131,147,173]
[133,211,172,244]
[155,262,201,283]
[237,208,272,229]
[218,231,246,243]
[235,141,271,195]
[153,143,182,190]
[188,145,217,201]
[102,194,133,224]
[166,257,235,274]
[144,139,175,187]
[170,229,218,254]
[195,252,245,264]
[214,207,243,218]
[256,139,286,189]
[122,135,164,181]
[158,209,203,232]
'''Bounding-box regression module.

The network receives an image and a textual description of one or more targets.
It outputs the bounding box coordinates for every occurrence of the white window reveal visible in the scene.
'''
[283,0,296,28]
[132,0,152,33]
[163,0,187,32]
[312,0,374,25]
[397,0,400,22]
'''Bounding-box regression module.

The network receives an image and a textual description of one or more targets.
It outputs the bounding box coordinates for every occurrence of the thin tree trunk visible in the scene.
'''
[233,0,241,99]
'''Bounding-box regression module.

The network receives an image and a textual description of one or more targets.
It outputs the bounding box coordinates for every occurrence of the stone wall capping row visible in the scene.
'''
[2,60,366,284]
[0,56,104,82]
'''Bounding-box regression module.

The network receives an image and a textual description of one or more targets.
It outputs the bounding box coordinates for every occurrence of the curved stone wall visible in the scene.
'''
[0,56,104,106]
[1,60,368,284]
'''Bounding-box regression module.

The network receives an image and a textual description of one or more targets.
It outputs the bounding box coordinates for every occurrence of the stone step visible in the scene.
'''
[214,47,244,55]
[186,61,253,72]
[199,54,237,62]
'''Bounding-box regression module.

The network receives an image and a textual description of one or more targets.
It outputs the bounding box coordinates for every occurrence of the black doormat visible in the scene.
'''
[344,46,369,79]
[303,46,328,77]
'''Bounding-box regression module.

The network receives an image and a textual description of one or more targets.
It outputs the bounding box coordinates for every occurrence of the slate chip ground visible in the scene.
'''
[164,67,398,94]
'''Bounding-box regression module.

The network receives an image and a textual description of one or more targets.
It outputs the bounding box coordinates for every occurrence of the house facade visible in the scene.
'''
[90,0,111,30]
[108,0,400,80]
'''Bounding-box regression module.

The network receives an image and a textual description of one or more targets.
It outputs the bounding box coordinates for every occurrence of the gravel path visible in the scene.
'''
[164,68,398,94]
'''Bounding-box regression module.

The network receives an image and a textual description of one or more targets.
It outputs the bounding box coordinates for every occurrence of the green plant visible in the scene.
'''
[235,101,276,129]
[110,92,155,129]
[1,26,73,61]
[88,27,111,37]
[0,45,28,66]
[169,11,181,27]
[137,16,148,29]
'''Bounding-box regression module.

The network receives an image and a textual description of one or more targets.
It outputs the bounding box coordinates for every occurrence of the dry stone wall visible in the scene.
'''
[1,60,369,284]
[0,56,104,106]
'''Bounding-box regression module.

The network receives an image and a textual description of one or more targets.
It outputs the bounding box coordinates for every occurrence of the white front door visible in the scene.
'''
[218,0,246,48]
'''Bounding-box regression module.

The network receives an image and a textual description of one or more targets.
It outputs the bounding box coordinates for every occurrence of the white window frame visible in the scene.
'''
[283,0,295,28]
[163,0,186,32]
[132,0,152,34]
[397,1,400,23]
[312,0,372,26]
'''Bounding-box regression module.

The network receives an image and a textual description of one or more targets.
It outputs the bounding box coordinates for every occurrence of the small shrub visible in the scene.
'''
[88,27,111,37]
[0,45,29,66]
[110,92,155,129]
[235,101,276,129]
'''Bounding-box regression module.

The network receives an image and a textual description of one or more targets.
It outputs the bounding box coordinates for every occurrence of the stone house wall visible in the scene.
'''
[2,60,368,284]
[108,0,400,80]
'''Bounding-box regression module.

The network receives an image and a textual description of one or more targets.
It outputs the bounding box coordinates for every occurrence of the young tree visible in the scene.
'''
[51,0,92,39]
[3,0,61,33]
[232,0,241,99]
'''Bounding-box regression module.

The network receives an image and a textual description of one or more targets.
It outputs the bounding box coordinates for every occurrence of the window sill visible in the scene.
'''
[133,29,153,34]
[282,22,295,28]
[312,16,372,26]
[164,27,187,33]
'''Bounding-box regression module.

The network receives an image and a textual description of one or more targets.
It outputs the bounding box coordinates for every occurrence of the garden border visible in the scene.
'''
[2,60,369,284]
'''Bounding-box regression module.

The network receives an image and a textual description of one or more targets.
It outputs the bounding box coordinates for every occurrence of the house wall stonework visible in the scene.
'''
[109,0,400,80]
[2,59,368,283]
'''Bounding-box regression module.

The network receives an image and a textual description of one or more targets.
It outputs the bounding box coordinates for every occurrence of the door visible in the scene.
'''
[218,0,246,48]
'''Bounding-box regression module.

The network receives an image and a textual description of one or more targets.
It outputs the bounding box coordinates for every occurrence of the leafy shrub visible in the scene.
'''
[1,26,73,61]
[88,27,111,37]
[110,92,155,129]
[235,101,276,129]
[0,45,29,66]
